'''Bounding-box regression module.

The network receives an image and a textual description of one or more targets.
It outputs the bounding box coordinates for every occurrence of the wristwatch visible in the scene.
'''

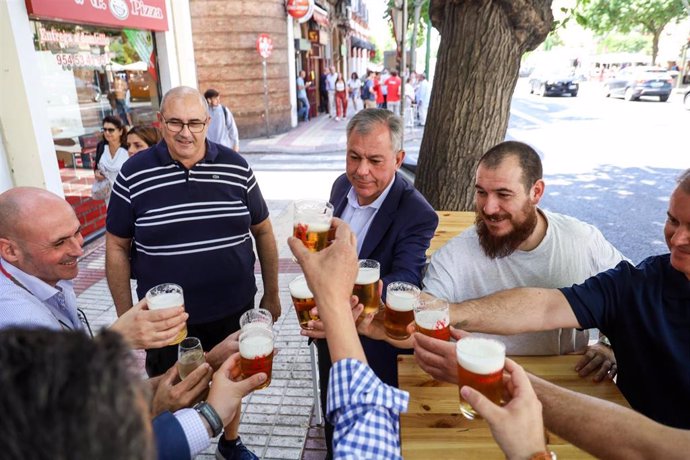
[193,401,224,437]
[598,335,612,347]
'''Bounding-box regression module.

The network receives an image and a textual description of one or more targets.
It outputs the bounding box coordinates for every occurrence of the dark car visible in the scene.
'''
[529,71,579,97]
[603,66,673,102]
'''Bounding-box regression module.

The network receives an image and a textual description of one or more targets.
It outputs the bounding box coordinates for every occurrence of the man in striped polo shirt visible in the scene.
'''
[106,86,279,460]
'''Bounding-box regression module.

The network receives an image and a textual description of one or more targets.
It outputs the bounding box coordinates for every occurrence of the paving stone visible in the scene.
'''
[268,435,306,449]
[264,447,302,460]
[238,424,273,436]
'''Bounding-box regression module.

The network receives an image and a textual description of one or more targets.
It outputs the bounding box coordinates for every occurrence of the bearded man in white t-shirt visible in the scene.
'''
[422,141,627,380]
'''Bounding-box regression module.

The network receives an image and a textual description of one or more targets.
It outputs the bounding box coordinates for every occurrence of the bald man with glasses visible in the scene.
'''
[105,86,279,460]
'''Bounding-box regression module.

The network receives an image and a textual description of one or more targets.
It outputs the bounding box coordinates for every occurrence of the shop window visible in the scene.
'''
[31,20,162,236]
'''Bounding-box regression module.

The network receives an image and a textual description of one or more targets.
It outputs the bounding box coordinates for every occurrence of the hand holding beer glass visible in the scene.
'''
[289,275,318,329]
[293,200,334,252]
[178,337,206,379]
[456,337,506,420]
[146,283,187,345]
[384,282,420,340]
[414,296,451,341]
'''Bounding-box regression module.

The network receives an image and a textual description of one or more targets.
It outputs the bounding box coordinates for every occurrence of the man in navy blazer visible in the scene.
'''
[315,108,437,458]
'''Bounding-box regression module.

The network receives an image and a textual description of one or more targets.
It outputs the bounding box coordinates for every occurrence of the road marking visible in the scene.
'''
[510,107,548,127]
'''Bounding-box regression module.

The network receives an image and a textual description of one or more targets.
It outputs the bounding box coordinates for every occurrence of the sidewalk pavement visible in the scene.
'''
[240,106,425,155]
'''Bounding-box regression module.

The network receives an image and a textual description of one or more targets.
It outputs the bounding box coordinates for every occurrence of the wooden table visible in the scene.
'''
[427,211,476,257]
[399,355,630,459]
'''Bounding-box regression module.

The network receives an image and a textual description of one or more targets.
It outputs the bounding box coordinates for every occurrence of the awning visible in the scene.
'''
[312,5,329,27]
[351,37,375,51]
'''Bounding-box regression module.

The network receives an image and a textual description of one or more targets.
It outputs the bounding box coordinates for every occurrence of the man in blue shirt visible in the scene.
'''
[415,168,690,429]
[296,70,311,122]
[204,88,240,152]
[106,86,280,459]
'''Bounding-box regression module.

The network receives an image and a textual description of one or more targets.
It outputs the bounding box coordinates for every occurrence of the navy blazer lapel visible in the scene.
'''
[331,174,349,217]
[359,174,404,258]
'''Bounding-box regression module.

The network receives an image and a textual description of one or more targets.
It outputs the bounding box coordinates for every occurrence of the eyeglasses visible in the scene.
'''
[102,128,118,133]
[160,115,208,133]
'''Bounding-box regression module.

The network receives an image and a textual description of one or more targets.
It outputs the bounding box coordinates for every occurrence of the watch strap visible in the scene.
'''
[193,401,223,437]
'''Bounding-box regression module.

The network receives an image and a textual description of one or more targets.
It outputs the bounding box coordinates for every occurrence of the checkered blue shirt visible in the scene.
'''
[327,358,409,459]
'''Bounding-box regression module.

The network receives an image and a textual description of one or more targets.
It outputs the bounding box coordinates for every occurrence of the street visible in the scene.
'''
[246,79,688,264]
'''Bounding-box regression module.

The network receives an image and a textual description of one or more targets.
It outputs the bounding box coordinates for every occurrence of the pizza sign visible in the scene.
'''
[256,34,273,59]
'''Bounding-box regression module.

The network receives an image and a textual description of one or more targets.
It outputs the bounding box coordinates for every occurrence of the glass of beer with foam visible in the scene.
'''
[289,275,317,329]
[146,283,187,345]
[414,296,450,341]
[293,200,334,252]
[384,282,420,340]
[239,327,274,390]
[456,337,505,420]
[353,259,382,317]
[177,337,206,379]
[239,308,274,331]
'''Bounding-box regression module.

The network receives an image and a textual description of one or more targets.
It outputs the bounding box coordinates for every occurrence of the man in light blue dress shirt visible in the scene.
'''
[0,187,255,460]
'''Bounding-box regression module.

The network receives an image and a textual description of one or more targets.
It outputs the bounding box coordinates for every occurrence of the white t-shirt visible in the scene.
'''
[97,146,128,206]
[423,210,627,355]
[98,146,128,185]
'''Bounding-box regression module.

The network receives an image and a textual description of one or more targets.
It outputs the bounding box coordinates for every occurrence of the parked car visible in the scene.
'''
[603,66,673,102]
[529,71,579,97]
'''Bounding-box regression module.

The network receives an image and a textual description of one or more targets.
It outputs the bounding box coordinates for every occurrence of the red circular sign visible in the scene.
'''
[256,34,273,59]
[286,0,311,19]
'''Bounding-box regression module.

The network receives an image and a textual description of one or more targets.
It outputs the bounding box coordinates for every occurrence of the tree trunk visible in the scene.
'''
[416,0,553,210]
[651,28,661,66]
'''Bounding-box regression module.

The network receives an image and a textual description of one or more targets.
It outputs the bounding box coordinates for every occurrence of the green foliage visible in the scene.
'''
[597,31,651,54]
[543,30,564,51]
[575,0,688,35]
[385,0,430,43]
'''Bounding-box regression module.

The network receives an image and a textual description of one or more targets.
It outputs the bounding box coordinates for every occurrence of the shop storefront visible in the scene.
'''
[22,0,168,237]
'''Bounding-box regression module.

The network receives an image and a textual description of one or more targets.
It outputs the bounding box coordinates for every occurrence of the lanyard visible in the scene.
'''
[0,262,76,332]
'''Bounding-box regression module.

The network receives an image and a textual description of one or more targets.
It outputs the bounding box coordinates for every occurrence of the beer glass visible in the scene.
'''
[456,337,505,420]
[293,200,334,252]
[289,275,317,329]
[239,308,273,331]
[414,297,451,341]
[353,259,382,317]
[239,327,274,390]
[146,283,187,345]
[177,337,206,379]
[384,282,420,340]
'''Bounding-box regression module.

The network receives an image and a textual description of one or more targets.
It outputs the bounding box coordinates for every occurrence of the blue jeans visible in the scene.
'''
[297,95,310,121]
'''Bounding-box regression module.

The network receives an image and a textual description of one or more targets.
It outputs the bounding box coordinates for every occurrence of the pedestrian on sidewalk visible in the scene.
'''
[204,89,240,152]
[385,69,402,115]
[106,86,281,460]
[335,74,348,121]
[326,66,338,118]
[347,72,362,114]
[362,71,377,109]
[296,70,311,122]
[416,72,431,126]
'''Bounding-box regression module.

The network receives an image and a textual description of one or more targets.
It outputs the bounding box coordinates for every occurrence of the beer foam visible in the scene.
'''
[240,332,274,359]
[415,310,449,330]
[147,292,183,310]
[456,338,505,375]
[295,221,331,232]
[387,290,418,312]
[289,276,313,299]
[356,267,379,285]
